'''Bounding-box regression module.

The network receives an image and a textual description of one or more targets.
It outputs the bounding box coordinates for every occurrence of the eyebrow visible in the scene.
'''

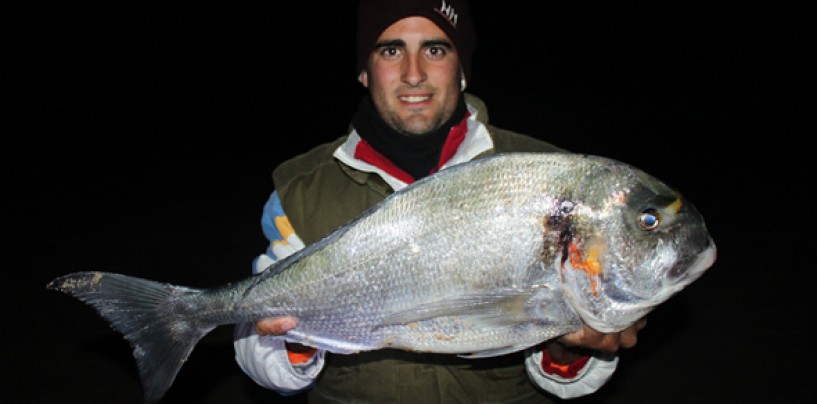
[374,38,454,49]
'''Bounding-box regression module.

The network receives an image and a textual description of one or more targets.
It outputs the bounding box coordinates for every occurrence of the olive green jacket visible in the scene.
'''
[274,94,563,247]
[272,94,564,403]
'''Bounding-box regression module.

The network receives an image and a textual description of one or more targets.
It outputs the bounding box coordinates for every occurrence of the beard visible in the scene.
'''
[371,85,460,136]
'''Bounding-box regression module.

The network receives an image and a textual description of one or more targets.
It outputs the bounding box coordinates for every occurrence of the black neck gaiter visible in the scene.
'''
[352,95,467,180]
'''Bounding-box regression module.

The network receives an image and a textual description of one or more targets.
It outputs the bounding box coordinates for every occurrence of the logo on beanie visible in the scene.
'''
[435,0,458,28]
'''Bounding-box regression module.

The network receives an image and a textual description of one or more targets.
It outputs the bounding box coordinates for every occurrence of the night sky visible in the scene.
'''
[6,1,814,403]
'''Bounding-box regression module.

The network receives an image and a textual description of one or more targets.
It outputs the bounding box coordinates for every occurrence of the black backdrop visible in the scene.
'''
[6,1,814,403]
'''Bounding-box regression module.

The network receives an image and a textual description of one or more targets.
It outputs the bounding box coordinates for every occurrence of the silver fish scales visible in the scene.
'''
[48,152,716,403]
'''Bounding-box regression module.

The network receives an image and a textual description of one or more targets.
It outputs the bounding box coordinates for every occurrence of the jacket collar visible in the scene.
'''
[334,96,494,192]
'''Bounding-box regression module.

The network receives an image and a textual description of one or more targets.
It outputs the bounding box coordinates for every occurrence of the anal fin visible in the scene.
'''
[458,343,538,359]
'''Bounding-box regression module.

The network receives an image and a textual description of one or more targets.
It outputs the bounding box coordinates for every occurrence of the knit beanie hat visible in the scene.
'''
[356,0,476,85]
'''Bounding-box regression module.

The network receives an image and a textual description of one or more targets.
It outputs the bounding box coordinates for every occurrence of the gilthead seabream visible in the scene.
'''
[48,152,716,403]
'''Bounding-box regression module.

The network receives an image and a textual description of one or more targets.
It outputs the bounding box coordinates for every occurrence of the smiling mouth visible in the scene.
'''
[399,95,431,103]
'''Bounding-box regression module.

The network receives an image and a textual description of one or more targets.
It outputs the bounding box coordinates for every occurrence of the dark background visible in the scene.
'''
[5,1,815,403]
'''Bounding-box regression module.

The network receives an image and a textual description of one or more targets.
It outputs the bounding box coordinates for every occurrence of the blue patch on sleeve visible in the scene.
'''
[260,191,287,260]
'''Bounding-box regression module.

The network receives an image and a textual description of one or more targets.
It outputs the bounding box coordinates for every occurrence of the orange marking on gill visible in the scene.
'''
[568,241,604,296]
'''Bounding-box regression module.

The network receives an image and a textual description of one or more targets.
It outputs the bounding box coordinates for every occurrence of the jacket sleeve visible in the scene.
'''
[233,191,325,394]
[525,348,618,399]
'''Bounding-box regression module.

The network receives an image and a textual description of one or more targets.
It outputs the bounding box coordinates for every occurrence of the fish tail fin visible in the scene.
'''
[47,271,215,404]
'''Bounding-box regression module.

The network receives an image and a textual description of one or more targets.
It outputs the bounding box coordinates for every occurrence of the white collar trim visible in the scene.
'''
[333,103,494,191]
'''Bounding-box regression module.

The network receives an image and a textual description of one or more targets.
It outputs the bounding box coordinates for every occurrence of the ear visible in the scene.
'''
[460,67,467,91]
[358,70,369,88]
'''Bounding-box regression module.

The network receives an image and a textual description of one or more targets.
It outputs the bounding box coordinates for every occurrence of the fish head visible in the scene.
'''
[558,163,717,333]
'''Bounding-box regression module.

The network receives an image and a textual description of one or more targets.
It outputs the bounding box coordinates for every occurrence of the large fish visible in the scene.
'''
[48,152,716,403]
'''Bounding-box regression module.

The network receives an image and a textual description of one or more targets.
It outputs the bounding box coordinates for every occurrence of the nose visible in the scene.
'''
[402,53,427,87]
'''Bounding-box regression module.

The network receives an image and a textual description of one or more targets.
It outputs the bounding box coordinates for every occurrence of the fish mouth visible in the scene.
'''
[667,240,717,285]
[648,240,716,307]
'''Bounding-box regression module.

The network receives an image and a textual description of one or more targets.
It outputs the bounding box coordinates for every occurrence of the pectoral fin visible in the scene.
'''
[379,289,539,328]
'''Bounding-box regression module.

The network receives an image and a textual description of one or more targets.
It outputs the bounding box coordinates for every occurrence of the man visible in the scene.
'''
[234,0,645,402]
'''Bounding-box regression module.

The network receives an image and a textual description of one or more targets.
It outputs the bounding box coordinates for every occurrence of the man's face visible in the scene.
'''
[360,16,462,136]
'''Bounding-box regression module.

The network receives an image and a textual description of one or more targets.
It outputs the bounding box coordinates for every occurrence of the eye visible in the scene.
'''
[380,47,401,58]
[426,46,447,58]
[638,208,661,231]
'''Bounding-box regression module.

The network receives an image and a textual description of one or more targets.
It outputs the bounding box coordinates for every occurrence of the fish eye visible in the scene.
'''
[638,208,661,231]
